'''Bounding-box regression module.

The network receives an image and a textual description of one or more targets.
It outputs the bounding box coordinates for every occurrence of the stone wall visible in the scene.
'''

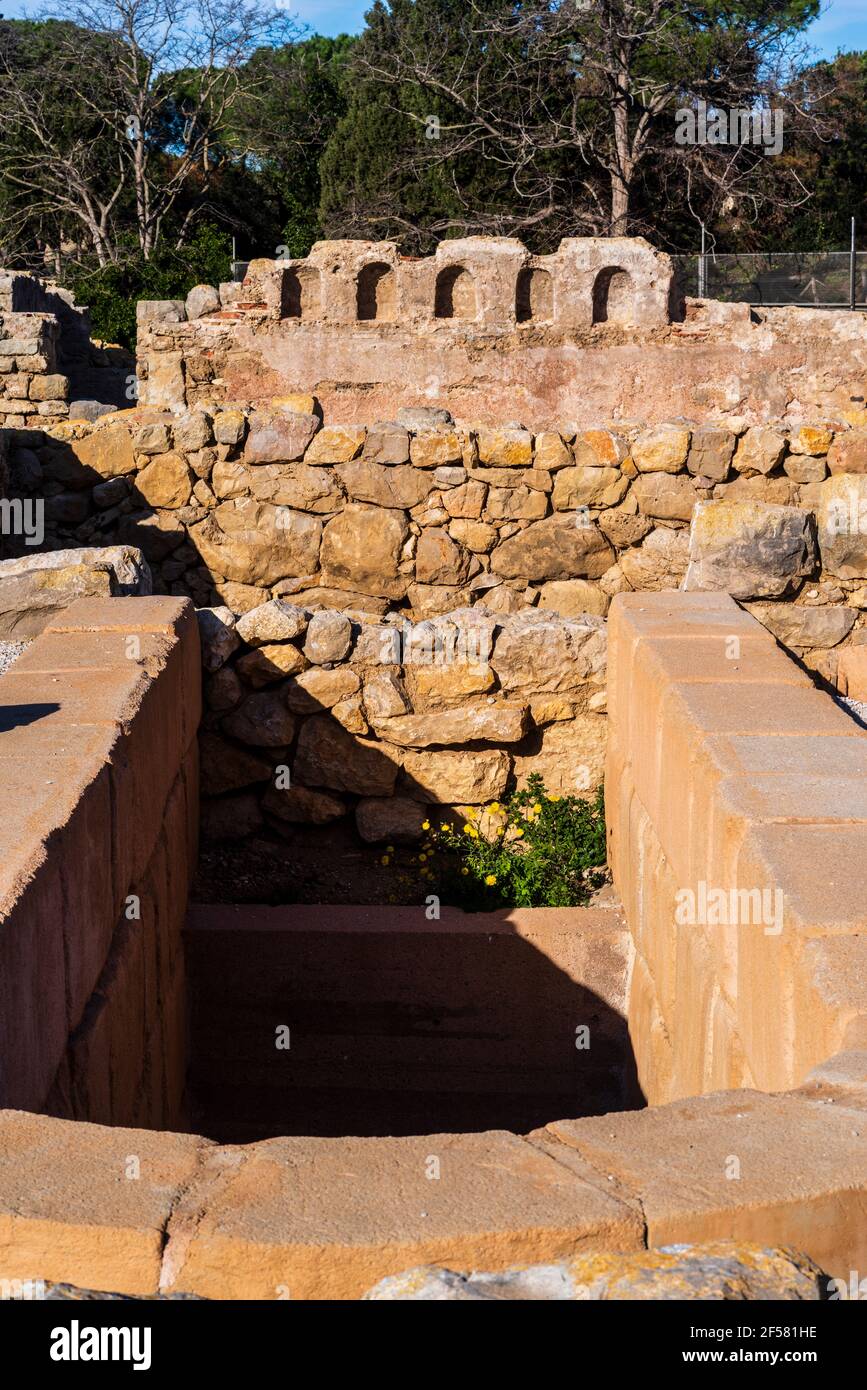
[134,237,867,426]
[607,591,867,1102]
[197,603,607,842]
[0,309,69,429]
[9,405,867,678]
[0,595,200,1128]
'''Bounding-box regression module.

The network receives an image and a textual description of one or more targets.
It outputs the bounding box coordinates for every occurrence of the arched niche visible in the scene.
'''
[284,265,322,319]
[516,266,553,323]
[591,266,635,326]
[356,262,397,321]
[434,264,478,320]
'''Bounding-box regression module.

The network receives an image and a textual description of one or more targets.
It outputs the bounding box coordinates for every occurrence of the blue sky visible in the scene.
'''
[1,0,865,60]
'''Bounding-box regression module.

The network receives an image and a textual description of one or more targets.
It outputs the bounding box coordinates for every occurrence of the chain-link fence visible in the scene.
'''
[672,251,867,308]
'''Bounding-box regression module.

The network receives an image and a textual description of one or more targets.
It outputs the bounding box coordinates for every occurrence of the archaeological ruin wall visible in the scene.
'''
[135,237,867,426]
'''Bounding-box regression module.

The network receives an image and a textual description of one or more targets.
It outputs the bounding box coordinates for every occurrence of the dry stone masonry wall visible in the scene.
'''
[197,603,607,842]
[7,403,867,688]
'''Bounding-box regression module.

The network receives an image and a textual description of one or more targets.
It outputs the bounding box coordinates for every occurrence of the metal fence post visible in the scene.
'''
[850,217,857,312]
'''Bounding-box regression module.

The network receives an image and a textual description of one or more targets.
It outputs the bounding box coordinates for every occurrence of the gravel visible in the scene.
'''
[837,694,867,728]
[0,640,28,676]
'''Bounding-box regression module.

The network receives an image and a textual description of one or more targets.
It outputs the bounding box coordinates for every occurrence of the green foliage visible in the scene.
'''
[67,222,232,348]
[427,775,607,910]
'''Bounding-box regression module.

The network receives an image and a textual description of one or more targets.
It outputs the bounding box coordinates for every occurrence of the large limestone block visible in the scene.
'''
[236,599,309,645]
[633,472,697,522]
[512,714,607,794]
[71,424,135,477]
[320,503,408,598]
[0,1110,205,1296]
[493,611,606,696]
[618,526,690,590]
[684,500,817,598]
[355,796,428,842]
[135,452,192,509]
[167,1128,640,1299]
[373,704,528,747]
[632,426,690,473]
[294,715,398,795]
[552,466,628,510]
[0,545,151,637]
[818,475,867,579]
[336,460,435,510]
[244,411,319,464]
[491,515,614,581]
[191,500,322,586]
[747,602,856,650]
[476,428,533,469]
[400,747,510,803]
[365,1243,826,1300]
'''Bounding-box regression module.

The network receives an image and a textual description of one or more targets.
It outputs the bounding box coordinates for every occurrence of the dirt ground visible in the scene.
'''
[191,821,614,908]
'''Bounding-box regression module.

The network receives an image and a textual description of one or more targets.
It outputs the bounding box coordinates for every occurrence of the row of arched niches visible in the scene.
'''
[282,261,637,326]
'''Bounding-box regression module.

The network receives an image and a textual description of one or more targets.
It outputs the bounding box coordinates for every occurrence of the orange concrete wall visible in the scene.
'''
[0,595,200,1127]
[0,1052,865,1296]
[184,904,635,1142]
[606,590,867,1102]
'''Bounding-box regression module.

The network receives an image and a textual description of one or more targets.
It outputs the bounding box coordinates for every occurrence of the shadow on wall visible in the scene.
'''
[184,904,644,1143]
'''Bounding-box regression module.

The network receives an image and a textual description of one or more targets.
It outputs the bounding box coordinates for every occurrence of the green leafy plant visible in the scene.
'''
[425,774,607,910]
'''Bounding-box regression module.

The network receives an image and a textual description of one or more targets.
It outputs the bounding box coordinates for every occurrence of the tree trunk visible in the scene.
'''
[610,171,630,235]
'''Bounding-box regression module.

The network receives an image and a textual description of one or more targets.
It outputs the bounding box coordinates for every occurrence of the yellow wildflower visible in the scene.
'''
[381,855,390,865]
[532,802,542,814]
[421,820,430,830]
[461,867,469,875]
[485,874,497,886]
[513,827,524,838]
[489,802,501,814]
[464,824,479,838]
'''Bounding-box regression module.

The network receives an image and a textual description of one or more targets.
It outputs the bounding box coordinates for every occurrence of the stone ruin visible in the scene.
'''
[0,237,865,1301]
